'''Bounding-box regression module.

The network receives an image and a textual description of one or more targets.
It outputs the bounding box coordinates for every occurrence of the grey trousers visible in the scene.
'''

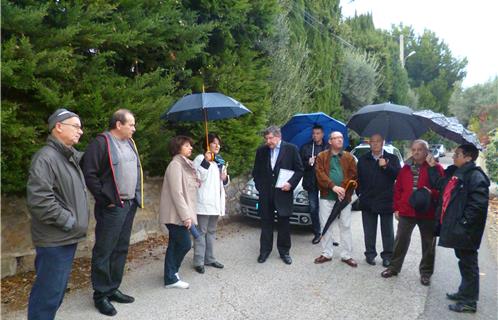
[193,215,219,267]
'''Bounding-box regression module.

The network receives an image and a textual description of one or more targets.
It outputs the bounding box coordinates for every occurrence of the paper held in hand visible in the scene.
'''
[275,169,294,188]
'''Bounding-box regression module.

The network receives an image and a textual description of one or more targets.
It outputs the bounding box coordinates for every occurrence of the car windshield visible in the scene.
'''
[351,147,371,158]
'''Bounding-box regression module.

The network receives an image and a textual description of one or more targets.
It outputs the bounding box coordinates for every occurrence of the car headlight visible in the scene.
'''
[294,190,309,205]
[242,184,258,197]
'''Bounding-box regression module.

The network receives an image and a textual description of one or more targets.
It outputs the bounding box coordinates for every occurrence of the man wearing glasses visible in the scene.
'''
[82,109,144,316]
[27,108,89,320]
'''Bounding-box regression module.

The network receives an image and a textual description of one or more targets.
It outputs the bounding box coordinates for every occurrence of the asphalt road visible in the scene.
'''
[6,212,497,320]
[6,154,497,320]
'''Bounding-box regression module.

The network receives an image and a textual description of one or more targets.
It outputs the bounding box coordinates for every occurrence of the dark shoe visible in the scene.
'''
[381,269,398,278]
[448,302,477,313]
[206,261,224,269]
[382,259,391,267]
[108,290,134,303]
[257,253,270,263]
[95,297,117,316]
[280,254,292,265]
[341,258,358,268]
[314,255,332,264]
[333,242,339,246]
[194,265,205,274]
[365,257,376,266]
[446,292,464,301]
[420,275,431,286]
[312,234,321,244]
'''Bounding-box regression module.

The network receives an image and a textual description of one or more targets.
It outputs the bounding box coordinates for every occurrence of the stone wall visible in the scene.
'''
[1,175,249,278]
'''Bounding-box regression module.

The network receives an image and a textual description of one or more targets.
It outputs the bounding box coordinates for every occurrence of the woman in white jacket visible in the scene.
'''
[192,133,229,274]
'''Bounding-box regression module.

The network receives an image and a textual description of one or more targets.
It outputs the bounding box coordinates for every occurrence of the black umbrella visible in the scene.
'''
[347,102,427,140]
[413,110,482,149]
[320,180,357,239]
[161,91,251,154]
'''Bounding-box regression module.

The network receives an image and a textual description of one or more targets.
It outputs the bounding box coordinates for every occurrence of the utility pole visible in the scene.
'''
[400,34,405,68]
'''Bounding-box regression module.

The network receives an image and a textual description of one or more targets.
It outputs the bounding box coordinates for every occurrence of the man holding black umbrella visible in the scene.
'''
[357,134,400,267]
[314,131,358,267]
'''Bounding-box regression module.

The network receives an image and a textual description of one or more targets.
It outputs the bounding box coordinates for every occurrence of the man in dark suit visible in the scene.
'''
[357,134,400,267]
[252,125,304,265]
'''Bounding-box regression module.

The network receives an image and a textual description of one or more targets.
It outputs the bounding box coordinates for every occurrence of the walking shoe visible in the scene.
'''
[333,242,339,246]
[341,258,358,268]
[312,234,321,244]
[446,292,463,301]
[206,261,224,268]
[108,290,135,303]
[420,275,431,286]
[381,268,398,278]
[365,257,376,266]
[165,280,189,289]
[448,302,477,313]
[95,297,117,316]
[314,255,332,264]
[280,254,292,265]
[382,259,391,267]
[194,265,205,274]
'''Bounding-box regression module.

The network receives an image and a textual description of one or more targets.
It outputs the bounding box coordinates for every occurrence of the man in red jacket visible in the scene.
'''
[381,140,443,286]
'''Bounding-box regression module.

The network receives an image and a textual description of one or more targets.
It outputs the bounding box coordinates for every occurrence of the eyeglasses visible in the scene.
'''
[60,122,83,130]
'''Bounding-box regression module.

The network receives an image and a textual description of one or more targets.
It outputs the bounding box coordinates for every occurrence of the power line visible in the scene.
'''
[287,4,355,49]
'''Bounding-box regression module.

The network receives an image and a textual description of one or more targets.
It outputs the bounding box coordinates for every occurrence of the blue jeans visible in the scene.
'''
[28,243,77,320]
[92,200,137,301]
[307,189,321,236]
[164,224,192,285]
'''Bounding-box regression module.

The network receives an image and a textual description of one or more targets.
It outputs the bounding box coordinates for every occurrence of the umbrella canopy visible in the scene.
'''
[413,110,482,149]
[347,102,427,140]
[161,92,251,122]
[281,112,349,149]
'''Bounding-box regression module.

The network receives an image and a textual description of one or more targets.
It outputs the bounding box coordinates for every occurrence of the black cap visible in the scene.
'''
[409,188,432,213]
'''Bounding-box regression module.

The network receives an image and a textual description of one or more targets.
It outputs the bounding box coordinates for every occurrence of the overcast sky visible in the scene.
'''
[340,0,498,88]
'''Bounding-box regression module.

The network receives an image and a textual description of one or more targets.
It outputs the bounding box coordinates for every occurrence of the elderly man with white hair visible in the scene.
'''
[381,139,444,286]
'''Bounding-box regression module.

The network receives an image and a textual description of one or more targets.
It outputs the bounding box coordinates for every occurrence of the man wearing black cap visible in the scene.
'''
[82,109,143,316]
[27,108,89,320]
[427,144,490,313]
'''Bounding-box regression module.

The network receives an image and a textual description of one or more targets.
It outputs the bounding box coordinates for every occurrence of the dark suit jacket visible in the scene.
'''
[357,151,400,213]
[252,141,304,217]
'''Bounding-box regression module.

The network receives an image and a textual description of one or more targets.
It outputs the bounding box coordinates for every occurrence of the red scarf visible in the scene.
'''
[440,176,459,223]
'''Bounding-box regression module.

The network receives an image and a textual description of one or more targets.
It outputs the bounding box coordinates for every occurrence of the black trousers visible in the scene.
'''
[260,201,291,256]
[361,210,394,260]
[454,249,479,303]
[91,200,137,301]
[389,216,436,276]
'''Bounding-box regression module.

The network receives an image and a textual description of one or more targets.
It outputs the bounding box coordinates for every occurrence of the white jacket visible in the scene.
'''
[193,154,229,216]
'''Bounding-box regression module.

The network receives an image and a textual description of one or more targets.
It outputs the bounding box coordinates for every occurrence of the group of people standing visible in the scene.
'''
[26,108,490,319]
[254,124,489,314]
[26,109,228,319]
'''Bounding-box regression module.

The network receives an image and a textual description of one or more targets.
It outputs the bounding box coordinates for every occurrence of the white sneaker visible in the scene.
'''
[175,273,179,280]
[165,280,189,289]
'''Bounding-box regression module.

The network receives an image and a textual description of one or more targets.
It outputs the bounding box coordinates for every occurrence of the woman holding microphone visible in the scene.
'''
[192,133,229,274]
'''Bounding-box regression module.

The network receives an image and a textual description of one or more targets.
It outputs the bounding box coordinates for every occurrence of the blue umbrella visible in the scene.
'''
[161,92,251,153]
[281,112,349,149]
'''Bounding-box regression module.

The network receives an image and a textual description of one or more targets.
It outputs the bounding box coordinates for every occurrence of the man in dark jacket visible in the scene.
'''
[252,125,304,265]
[427,144,490,313]
[300,124,328,244]
[27,108,89,320]
[82,109,144,316]
[357,134,400,267]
